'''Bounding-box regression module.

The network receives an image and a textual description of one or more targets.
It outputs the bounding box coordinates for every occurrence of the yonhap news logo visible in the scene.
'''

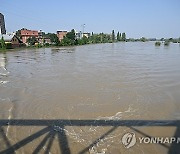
[122,132,137,149]
[122,132,180,149]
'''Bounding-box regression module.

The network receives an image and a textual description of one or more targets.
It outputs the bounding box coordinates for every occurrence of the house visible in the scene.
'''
[83,33,90,38]
[0,33,23,48]
[37,30,51,45]
[75,31,91,39]
[75,31,82,39]
[57,31,68,42]
[37,37,51,45]
[20,29,38,44]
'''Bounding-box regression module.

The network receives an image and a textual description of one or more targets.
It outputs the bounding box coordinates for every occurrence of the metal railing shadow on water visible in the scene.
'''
[0,119,180,154]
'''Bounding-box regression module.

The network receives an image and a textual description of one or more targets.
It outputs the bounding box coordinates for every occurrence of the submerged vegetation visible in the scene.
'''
[154,38,180,47]
[155,42,161,46]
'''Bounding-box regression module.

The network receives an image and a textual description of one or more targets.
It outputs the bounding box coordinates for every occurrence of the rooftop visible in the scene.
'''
[0,34,14,41]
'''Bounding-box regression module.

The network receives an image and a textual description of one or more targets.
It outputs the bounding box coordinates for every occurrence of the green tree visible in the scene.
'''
[119,33,122,41]
[155,42,161,46]
[122,33,126,41]
[43,38,46,45]
[0,37,6,49]
[87,32,112,44]
[45,33,60,46]
[61,29,76,46]
[117,32,120,41]
[112,30,115,42]
[66,29,76,41]
[16,30,22,39]
[100,33,103,43]
[140,37,147,42]
[60,37,72,46]
[82,36,89,44]
[27,36,38,45]
[160,38,164,41]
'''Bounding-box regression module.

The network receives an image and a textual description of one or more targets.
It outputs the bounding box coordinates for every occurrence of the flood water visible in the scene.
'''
[0,42,180,154]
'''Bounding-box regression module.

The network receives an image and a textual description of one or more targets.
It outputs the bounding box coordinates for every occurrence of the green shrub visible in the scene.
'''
[155,42,161,46]
[0,37,6,49]
[44,43,50,47]
[35,43,43,48]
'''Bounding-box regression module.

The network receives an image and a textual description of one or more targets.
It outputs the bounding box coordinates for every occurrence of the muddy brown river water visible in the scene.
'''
[0,42,180,154]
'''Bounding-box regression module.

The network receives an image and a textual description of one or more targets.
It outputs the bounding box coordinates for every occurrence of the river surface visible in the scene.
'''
[0,42,180,154]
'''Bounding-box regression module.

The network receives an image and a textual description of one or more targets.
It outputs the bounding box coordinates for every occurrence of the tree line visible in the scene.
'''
[56,30,127,46]
[22,29,127,47]
[3,28,179,50]
[46,30,127,46]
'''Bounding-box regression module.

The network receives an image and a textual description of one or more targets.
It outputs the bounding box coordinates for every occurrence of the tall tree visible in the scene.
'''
[117,32,120,41]
[119,33,122,41]
[45,33,60,46]
[0,37,6,49]
[66,29,76,41]
[16,30,22,39]
[112,30,115,42]
[122,33,126,41]
[63,29,76,45]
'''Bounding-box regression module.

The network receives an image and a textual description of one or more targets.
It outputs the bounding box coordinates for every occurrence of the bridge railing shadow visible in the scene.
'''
[0,119,180,154]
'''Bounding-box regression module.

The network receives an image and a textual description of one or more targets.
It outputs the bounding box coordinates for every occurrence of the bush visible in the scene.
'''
[27,36,38,45]
[44,43,50,47]
[35,43,42,48]
[140,37,147,42]
[155,42,161,46]
[173,40,178,43]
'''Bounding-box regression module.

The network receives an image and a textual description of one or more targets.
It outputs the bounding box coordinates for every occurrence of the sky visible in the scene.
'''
[0,0,180,38]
